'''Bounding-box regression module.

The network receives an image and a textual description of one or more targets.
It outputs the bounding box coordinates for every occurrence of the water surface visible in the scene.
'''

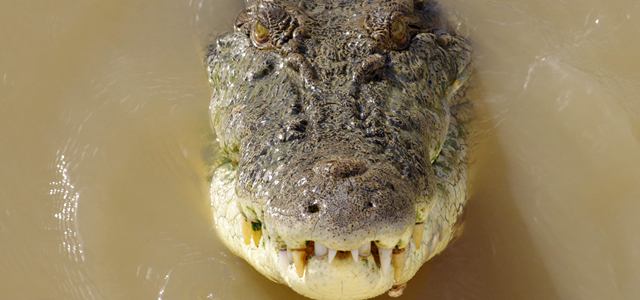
[1,0,639,299]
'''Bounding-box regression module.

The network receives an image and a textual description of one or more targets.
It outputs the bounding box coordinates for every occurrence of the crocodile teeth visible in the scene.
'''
[251,224,262,247]
[358,242,371,257]
[314,242,328,257]
[392,248,406,282]
[292,249,306,278]
[351,249,359,262]
[379,247,392,275]
[279,250,289,274]
[412,223,425,249]
[287,248,293,263]
[241,219,252,246]
[328,248,337,263]
[240,219,262,247]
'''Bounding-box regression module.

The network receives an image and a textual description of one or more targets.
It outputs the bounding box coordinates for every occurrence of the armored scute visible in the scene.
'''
[207,0,473,298]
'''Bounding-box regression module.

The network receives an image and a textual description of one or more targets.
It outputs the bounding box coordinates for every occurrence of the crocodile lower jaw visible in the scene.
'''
[210,167,452,299]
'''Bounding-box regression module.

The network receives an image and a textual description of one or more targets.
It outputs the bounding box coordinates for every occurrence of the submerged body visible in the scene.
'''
[207,0,472,298]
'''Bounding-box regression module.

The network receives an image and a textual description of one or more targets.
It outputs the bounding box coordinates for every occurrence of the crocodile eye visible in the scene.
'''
[253,21,270,45]
[390,18,407,45]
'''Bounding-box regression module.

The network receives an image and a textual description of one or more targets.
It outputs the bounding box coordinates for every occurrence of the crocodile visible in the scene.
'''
[206,0,473,298]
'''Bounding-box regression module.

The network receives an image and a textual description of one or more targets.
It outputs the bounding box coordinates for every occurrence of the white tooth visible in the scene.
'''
[351,249,359,262]
[279,250,289,275]
[314,242,328,257]
[379,247,392,275]
[359,242,371,257]
[287,248,293,263]
[328,248,337,263]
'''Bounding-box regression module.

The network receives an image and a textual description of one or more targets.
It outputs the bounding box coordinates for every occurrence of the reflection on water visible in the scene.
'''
[50,154,84,262]
[1,0,639,299]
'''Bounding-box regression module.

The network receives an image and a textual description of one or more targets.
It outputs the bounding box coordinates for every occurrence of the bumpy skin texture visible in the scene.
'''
[207,0,472,298]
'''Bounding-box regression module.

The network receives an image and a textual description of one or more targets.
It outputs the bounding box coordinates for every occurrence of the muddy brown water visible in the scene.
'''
[1,0,640,299]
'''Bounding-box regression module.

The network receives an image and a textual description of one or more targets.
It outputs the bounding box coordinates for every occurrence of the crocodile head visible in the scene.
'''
[207,0,472,298]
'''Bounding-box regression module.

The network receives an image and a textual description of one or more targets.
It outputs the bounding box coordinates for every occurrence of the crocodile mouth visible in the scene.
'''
[210,164,453,299]
[251,224,424,281]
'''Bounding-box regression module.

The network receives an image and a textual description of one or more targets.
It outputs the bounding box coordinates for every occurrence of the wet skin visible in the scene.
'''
[206,0,473,298]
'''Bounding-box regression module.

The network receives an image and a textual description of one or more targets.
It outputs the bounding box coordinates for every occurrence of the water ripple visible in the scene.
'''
[49,154,84,262]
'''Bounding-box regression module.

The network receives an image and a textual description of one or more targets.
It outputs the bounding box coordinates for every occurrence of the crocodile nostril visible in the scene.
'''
[308,204,320,213]
[315,158,367,179]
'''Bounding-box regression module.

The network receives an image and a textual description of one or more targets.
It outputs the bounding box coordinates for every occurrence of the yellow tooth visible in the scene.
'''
[392,248,406,282]
[251,222,262,247]
[291,249,306,278]
[412,223,424,249]
[241,219,252,246]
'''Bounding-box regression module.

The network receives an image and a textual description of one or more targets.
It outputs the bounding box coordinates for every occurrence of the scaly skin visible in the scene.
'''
[206,0,472,298]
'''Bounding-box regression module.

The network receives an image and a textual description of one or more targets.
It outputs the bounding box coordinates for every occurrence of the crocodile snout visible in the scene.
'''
[264,157,415,251]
